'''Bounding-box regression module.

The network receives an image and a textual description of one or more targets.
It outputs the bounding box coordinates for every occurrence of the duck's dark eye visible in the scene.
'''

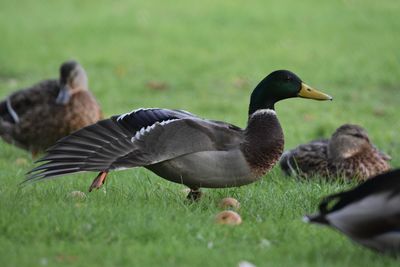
[352,133,364,139]
[285,76,293,82]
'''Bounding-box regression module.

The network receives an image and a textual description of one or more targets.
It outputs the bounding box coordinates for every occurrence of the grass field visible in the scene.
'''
[1,0,400,266]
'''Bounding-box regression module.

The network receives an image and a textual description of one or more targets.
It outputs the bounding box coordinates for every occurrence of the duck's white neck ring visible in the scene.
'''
[250,109,277,117]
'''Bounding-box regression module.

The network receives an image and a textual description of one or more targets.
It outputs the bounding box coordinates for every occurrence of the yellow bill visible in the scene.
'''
[298,83,333,101]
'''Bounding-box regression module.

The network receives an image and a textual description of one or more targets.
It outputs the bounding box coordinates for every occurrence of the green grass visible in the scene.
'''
[1,0,400,266]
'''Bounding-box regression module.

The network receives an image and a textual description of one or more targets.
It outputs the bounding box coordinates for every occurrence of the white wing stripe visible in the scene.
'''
[117,108,155,121]
[6,97,20,123]
[130,119,179,143]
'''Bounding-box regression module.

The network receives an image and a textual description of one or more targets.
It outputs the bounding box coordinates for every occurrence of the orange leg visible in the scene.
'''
[89,171,108,192]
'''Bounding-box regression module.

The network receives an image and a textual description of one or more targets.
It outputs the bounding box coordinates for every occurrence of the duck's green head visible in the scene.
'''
[248,70,332,115]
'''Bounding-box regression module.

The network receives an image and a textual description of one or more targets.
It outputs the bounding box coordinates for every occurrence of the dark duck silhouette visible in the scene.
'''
[305,169,400,255]
[280,124,391,181]
[26,70,332,200]
[0,60,102,156]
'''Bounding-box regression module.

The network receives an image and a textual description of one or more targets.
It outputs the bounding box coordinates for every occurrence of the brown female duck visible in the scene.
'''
[0,61,102,156]
[26,70,332,200]
[280,124,391,180]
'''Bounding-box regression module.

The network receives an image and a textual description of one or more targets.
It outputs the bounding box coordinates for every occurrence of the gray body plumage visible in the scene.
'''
[27,108,283,189]
[147,149,253,188]
[305,169,400,254]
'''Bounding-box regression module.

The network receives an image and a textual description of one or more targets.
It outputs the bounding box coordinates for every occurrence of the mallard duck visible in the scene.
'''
[26,70,332,199]
[0,60,102,156]
[304,169,400,255]
[280,124,391,180]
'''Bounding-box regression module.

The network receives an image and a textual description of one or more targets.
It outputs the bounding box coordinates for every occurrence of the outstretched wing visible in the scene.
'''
[26,108,243,182]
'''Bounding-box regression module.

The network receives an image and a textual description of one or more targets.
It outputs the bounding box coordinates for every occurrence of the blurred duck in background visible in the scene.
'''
[304,169,400,255]
[0,60,102,157]
[280,124,391,181]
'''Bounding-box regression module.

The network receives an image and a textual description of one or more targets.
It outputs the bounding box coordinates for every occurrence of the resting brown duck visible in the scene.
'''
[26,70,332,200]
[0,60,103,156]
[280,124,391,180]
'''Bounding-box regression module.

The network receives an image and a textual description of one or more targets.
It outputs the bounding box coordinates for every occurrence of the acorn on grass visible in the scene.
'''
[215,210,242,225]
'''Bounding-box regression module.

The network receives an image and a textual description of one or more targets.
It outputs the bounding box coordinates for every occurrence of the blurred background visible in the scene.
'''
[1,1,399,153]
[1,0,400,266]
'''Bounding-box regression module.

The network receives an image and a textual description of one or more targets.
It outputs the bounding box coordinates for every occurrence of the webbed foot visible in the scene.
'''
[186,188,202,201]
